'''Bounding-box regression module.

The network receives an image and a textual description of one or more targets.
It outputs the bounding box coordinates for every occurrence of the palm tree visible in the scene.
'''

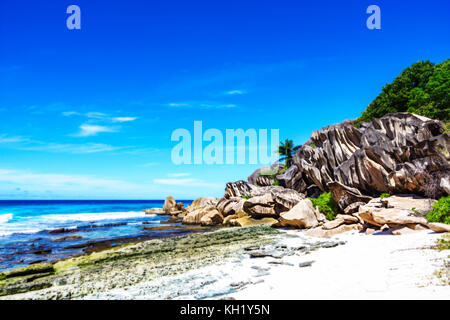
[278,139,300,168]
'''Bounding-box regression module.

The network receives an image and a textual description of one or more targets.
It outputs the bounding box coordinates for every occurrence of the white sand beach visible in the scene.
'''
[83,229,449,300]
[231,230,449,300]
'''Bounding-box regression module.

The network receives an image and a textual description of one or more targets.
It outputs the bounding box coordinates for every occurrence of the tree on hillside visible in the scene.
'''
[278,139,300,168]
[355,59,449,127]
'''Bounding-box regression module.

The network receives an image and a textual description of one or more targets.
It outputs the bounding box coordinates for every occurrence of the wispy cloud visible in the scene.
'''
[153,177,221,188]
[0,134,28,144]
[167,173,191,177]
[138,162,159,167]
[63,111,137,123]
[0,133,120,154]
[0,168,148,194]
[111,117,138,123]
[226,90,246,95]
[72,124,117,137]
[22,142,119,154]
[167,101,236,109]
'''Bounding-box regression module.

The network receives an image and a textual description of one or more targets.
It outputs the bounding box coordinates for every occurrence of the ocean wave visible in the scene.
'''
[0,211,158,238]
[0,213,13,224]
[0,228,41,238]
[43,211,152,222]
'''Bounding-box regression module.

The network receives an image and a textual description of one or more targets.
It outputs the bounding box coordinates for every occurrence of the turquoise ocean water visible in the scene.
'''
[0,200,193,271]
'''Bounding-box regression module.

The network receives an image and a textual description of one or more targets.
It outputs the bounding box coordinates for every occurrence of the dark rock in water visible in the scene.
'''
[31,248,52,255]
[162,216,183,224]
[28,259,46,265]
[299,261,315,268]
[143,226,183,232]
[49,227,78,234]
[52,236,83,242]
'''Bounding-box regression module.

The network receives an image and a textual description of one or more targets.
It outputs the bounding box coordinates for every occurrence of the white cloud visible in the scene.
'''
[226,90,246,95]
[138,162,158,167]
[153,178,221,188]
[62,111,81,117]
[168,103,190,107]
[167,173,191,177]
[0,168,147,194]
[62,111,137,123]
[0,133,120,154]
[22,142,119,154]
[0,134,28,144]
[73,124,117,137]
[168,102,237,109]
[111,117,138,123]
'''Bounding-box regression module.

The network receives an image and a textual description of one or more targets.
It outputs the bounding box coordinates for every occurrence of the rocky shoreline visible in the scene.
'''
[0,225,355,300]
[149,113,449,238]
[1,112,449,299]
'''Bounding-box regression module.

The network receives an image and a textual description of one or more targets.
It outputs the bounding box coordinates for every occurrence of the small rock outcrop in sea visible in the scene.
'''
[144,196,187,216]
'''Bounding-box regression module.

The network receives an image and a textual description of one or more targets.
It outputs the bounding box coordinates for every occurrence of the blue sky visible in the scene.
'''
[0,0,449,199]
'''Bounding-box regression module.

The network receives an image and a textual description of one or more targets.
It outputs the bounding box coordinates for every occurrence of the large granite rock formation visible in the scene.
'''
[182,197,219,225]
[278,199,319,229]
[248,163,284,187]
[275,113,450,205]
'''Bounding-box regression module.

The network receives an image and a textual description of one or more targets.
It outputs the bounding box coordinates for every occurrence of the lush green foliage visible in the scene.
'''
[258,169,279,178]
[435,235,450,251]
[380,193,391,199]
[272,179,279,186]
[241,195,251,200]
[308,192,339,221]
[278,139,300,168]
[355,59,450,126]
[426,196,450,225]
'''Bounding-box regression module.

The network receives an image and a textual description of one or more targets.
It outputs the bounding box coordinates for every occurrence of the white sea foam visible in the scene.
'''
[43,211,152,222]
[0,213,13,224]
[0,211,158,238]
[0,228,41,238]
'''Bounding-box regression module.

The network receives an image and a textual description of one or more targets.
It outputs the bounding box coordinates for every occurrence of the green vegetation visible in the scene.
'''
[241,195,251,200]
[355,59,450,127]
[258,169,279,178]
[444,122,450,134]
[308,192,339,221]
[426,196,450,225]
[380,193,391,199]
[277,139,300,168]
[272,179,279,186]
[309,143,316,149]
[435,235,450,251]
